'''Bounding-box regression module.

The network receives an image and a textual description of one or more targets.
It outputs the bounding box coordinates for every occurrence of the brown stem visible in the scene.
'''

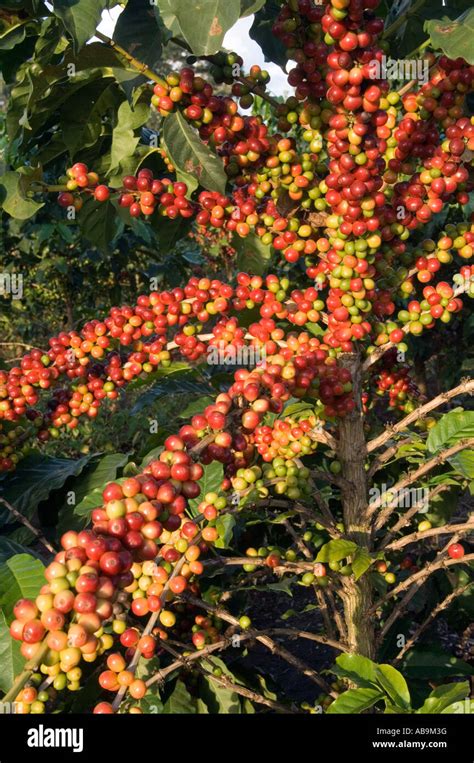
[384,519,474,552]
[0,498,55,554]
[3,641,50,703]
[368,379,474,453]
[369,438,474,529]
[337,353,375,659]
[393,584,472,665]
[314,588,336,640]
[379,484,449,548]
[370,553,474,616]
[95,31,168,87]
[182,593,336,696]
[367,437,415,478]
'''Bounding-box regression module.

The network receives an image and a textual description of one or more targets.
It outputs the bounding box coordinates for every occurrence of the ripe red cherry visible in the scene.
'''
[22,619,45,643]
[94,185,110,202]
[40,608,65,631]
[102,483,124,502]
[13,599,38,622]
[86,537,108,561]
[94,702,114,714]
[447,543,465,559]
[99,552,122,575]
[73,593,97,614]
[75,573,99,593]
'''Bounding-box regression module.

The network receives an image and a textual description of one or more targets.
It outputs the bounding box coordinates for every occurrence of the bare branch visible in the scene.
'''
[182,593,337,696]
[384,519,474,552]
[379,484,449,548]
[370,553,474,617]
[393,584,472,665]
[0,497,56,555]
[367,437,415,478]
[367,438,474,529]
[368,379,474,453]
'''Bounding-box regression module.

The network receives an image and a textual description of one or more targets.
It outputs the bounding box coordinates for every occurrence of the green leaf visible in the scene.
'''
[0,610,23,694]
[334,653,378,688]
[448,450,474,479]
[326,687,384,714]
[158,0,241,55]
[375,664,411,711]
[59,453,130,531]
[352,548,373,581]
[425,10,474,65]
[427,411,474,453]
[0,537,42,564]
[233,231,272,276]
[78,195,124,252]
[240,0,266,16]
[0,454,93,524]
[0,553,45,621]
[110,101,149,174]
[401,648,473,680]
[316,539,357,564]
[131,376,212,415]
[188,461,223,517]
[139,693,165,714]
[53,0,108,52]
[215,514,236,549]
[416,681,470,714]
[199,675,241,713]
[0,170,44,220]
[249,0,287,67]
[162,111,227,195]
[162,679,197,713]
[281,603,317,620]
[114,0,163,72]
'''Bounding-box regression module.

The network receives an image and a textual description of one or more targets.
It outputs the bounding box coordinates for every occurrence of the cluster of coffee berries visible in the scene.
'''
[1,270,360,472]
[254,415,320,461]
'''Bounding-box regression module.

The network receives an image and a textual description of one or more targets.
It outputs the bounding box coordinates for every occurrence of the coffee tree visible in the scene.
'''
[0,0,473,715]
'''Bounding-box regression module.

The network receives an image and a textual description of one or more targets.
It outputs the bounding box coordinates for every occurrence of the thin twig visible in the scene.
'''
[368,438,474,528]
[393,584,472,665]
[384,519,474,552]
[367,437,416,477]
[0,497,55,554]
[379,484,449,548]
[182,593,337,696]
[368,380,474,454]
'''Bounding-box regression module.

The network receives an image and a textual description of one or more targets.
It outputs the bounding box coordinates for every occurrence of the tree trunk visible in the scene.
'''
[337,353,376,659]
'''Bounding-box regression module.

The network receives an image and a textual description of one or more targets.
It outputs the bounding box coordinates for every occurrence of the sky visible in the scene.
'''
[96,6,289,96]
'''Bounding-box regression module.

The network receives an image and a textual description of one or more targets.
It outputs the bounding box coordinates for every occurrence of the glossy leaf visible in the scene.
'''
[316,539,357,564]
[233,231,272,276]
[0,553,45,621]
[375,664,411,711]
[416,681,470,714]
[326,687,383,714]
[0,170,44,220]
[53,0,109,52]
[158,0,241,56]
[0,454,93,525]
[0,610,23,694]
[249,0,287,67]
[425,10,474,64]
[334,653,379,688]
[427,411,474,453]
[162,111,227,195]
